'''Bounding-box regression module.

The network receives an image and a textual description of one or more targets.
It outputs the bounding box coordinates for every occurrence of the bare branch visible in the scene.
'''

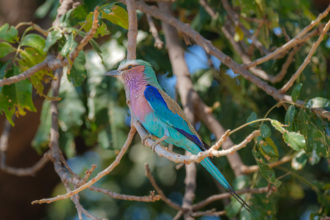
[31,126,136,205]
[89,185,161,202]
[0,151,50,176]
[270,46,301,83]
[245,4,330,68]
[145,164,182,210]
[191,209,226,217]
[192,186,271,210]
[126,0,138,59]
[146,14,163,49]
[69,7,100,61]
[241,155,294,174]
[280,19,330,93]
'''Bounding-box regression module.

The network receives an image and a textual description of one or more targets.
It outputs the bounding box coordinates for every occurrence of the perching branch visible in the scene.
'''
[135,120,260,164]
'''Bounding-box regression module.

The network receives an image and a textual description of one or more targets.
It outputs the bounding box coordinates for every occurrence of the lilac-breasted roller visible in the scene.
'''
[106,59,250,210]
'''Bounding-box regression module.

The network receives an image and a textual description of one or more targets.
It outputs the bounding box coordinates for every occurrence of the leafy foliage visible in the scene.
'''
[0,0,329,219]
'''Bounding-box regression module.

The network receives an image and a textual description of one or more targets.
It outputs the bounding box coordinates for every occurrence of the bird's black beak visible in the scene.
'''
[105,70,120,77]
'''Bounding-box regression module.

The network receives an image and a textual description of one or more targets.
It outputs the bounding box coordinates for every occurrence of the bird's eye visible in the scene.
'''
[127,65,133,69]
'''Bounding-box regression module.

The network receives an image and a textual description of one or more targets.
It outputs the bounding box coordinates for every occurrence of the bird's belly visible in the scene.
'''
[131,95,152,121]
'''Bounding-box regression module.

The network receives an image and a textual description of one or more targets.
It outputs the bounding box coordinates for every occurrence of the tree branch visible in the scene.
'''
[126,0,138,59]
[31,126,136,205]
[280,19,330,93]
[0,6,100,87]
[144,163,182,210]
[135,121,260,164]
[245,4,330,68]
[241,155,294,174]
[146,14,163,49]
[135,0,330,121]
[192,186,271,210]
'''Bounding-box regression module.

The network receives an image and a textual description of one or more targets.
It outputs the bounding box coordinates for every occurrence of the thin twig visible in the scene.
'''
[70,7,99,61]
[192,186,270,210]
[31,126,136,205]
[241,155,294,174]
[0,151,50,176]
[89,185,161,202]
[0,7,99,87]
[270,45,301,83]
[245,4,330,68]
[145,163,182,210]
[280,19,330,93]
[146,14,163,49]
[191,209,226,217]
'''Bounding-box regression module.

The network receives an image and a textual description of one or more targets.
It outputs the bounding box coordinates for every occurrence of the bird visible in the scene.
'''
[105,59,251,211]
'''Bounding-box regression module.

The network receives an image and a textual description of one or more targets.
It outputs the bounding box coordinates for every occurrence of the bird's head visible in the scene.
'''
[105,59,160,87]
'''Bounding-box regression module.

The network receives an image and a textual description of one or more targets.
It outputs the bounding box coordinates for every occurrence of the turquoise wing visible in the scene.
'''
[143,85,204,150]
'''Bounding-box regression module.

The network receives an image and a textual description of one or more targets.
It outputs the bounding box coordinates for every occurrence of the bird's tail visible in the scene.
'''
[200,157,252,212]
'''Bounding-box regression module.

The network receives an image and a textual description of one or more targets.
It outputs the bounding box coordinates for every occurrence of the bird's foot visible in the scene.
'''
[142,134,153,146]
[150,136,168,152]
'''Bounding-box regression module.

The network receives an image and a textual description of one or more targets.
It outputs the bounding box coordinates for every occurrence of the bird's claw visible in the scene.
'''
[150,136,168,152]
[142,134,153,146]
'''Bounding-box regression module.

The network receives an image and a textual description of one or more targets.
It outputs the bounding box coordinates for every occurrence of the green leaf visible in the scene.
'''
[58,75,86,131]
[18,47,52,96]
[253,149,281,187]
[15,79,36,113]
[247,112,258,127]
[270,119,286,133]
[291,83,302,102]
[291,150,308,170]
[20,33,46,55]
[305,97,330,109]
[35,0,57,18]
[0,23,18,43]
[283,131,306,151]
[102,5,129,29]
[285,105,296,128]
[225,197,242,218]
[69,51,87,86]
[260,124,271,138]
[44,29,63,52]
[0,42,15,58]
[259,137,279,159]
[32,100,51,153]
[234,25,244,42]
[60,34,77,57]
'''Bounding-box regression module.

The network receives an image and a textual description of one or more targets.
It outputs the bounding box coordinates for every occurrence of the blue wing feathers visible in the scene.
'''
[144,85,205,150]
[174,127,206,151]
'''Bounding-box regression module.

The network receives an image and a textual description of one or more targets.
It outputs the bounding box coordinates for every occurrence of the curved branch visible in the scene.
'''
[31,126,136,205]
[135,121,260,164]
[280,19,330,93]
[245,3,330,68]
